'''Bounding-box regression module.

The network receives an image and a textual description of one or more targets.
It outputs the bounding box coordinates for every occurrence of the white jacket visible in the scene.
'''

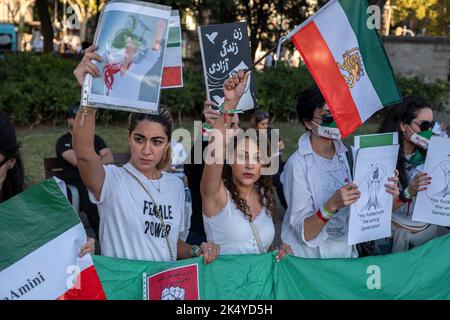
[280,132,358,259]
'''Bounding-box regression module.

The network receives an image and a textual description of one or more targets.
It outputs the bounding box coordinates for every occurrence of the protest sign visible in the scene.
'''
[82,0,171,113]
[198,22,257,110]
[349,144,399,245]
[143,263,199,300]
[413,136,450,226]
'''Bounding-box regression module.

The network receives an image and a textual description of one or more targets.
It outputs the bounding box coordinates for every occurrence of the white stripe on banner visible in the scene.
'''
[0,223,93,300]
[313,1,383,122]
[164,47,181,68]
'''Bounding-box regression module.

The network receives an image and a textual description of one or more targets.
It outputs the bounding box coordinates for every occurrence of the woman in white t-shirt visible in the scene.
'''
[72,49,220,263]
[200,71,293,260]
[281,86,400,259]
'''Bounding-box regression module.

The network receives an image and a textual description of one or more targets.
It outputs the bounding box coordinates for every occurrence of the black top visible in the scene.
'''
[56,133,107,182]
[184,139,209,236]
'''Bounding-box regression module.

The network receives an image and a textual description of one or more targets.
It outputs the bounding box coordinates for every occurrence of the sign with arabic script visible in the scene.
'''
[198,22,257,111]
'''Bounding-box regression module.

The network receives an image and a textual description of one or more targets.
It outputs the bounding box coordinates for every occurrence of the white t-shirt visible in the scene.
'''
[88,163,185,261]
[106,49,160,100]
[203,191,275,255]
[281,132,357,259]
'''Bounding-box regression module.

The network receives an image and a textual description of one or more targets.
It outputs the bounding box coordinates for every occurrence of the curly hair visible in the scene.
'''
[222,130,276,221]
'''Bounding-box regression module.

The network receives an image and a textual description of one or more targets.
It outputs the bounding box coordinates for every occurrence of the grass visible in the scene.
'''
[16,120,379,186]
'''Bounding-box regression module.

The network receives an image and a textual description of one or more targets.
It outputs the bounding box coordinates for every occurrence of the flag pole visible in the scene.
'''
[244,0,337,73]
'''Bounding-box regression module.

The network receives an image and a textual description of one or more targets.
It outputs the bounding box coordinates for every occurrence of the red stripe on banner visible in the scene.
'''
[161,66,182,88]
[292,21,362,138]
[57,265,106,300]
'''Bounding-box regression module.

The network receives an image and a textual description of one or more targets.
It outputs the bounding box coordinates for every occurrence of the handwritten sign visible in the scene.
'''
[198,22,257,111]
[348,144,399,245]
[413,136,450,226]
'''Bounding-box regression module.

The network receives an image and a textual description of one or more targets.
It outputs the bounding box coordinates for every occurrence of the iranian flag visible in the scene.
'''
[0,179,105,300]
[289,0,401,138]
[161,10,183,88]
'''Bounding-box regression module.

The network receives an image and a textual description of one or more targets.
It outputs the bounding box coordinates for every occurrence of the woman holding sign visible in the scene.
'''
[72,46,220,264]
[281,86,399,258]
[379,95,438,252]
[200,71,293,261]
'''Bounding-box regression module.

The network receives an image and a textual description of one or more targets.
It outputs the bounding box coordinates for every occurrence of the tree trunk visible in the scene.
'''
[36,0,54,53]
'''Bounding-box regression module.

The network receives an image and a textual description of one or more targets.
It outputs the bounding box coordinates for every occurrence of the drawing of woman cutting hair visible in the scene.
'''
[103,15,166,99]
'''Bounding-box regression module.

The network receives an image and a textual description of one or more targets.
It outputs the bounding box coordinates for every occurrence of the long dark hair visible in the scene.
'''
[128,108,173,171]
[0,112,25,202]
[222,130,275,221]
[378,96,432,189]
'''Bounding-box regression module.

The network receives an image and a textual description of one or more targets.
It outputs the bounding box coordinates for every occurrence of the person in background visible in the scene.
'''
[432,121,448,138]
[250,111,287,210]
[0,112,25,204]
[56,104,114,238]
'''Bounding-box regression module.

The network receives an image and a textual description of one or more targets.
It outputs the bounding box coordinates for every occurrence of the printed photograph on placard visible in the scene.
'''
[84,0,171,113]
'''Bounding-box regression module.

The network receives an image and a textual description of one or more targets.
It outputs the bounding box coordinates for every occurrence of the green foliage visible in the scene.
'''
[160,67,205,123]
[1,53,448,126]
[0,52,80,125]
[254,63,314,121]
[397,76,450,111]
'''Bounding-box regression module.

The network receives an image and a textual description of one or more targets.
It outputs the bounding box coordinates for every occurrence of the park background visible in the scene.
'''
[0,0,449,186]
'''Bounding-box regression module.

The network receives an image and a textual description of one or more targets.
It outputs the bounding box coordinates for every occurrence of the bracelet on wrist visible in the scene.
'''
[321,206,335,219]
[404,187,414,200]
[316,209,330,223]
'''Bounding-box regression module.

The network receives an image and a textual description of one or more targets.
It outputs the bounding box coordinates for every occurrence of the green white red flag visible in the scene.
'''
[0,179,105,300]
[161,10,183,88]
[289,0,401,137]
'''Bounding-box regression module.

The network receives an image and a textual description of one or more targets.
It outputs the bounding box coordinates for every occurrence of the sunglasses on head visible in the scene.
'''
[411,120,434,132]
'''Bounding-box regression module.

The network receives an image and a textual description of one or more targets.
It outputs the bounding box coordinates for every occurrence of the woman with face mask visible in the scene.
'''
[379,95,438,253]
[281,86,399,258]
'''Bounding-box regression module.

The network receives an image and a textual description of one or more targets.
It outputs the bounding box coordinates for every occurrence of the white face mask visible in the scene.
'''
[312,121,341,140]
[407,125,432,150]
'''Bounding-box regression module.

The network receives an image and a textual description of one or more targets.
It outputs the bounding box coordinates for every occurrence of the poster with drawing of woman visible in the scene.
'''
[413,136,450,226]
[82,0,171,113]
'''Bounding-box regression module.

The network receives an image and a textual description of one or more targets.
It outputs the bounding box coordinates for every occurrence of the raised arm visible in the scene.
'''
[73,109,105,201]
[200,70,250,217]
[72,45,106,200]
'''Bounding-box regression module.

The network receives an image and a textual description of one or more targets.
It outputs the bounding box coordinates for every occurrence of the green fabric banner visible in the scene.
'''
[94,233,450,300]
[1,179,449,300]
